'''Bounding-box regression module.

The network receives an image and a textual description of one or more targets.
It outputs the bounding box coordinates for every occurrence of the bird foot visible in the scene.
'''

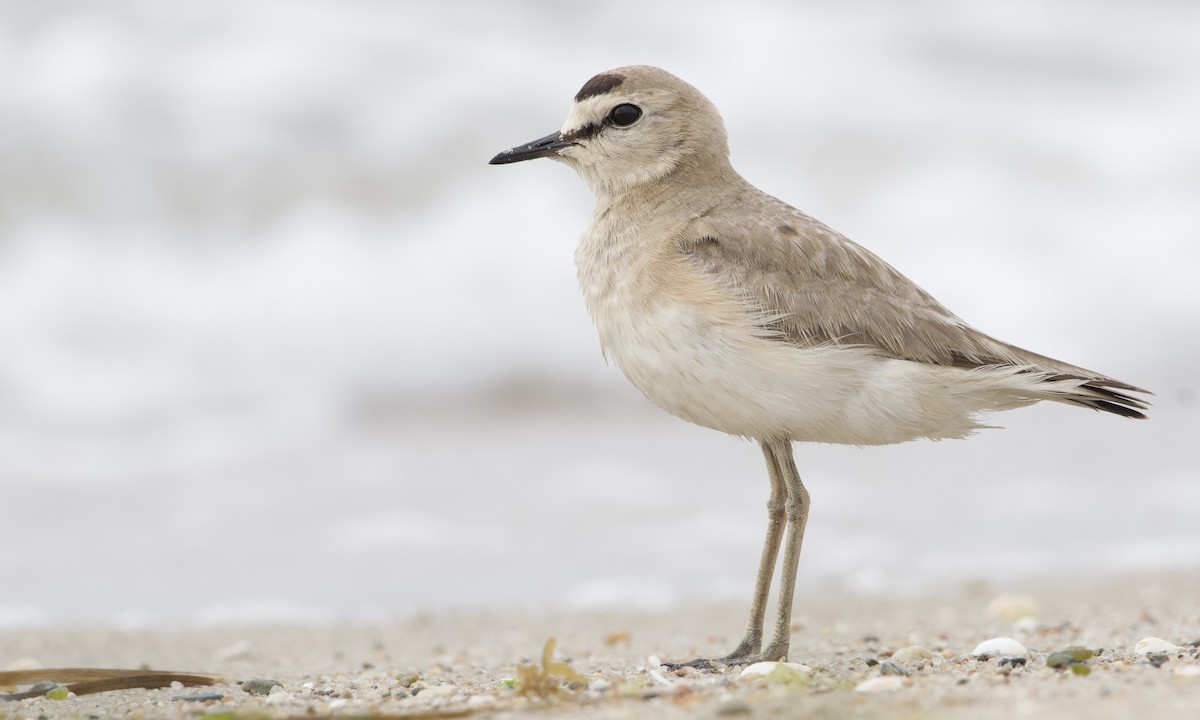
[660,655,754,672]
[662,650,787,672]
[661,643,790,672]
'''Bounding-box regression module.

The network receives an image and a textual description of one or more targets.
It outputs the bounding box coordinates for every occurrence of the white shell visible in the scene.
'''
[971,637,1028,658]
[740,661,813,678]
[1134,637,1182,655]
[854,676,907,693]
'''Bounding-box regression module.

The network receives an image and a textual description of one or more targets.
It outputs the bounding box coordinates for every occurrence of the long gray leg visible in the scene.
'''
[666,439,793,669]
[719,439,788,660]
[758,438,809,662]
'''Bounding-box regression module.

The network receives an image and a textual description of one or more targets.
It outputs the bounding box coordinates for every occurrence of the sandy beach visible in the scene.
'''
[3,3,1198,719]
[4,570,1197,719]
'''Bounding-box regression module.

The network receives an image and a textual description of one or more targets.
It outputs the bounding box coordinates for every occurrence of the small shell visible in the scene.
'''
[740,661,813,678]
[1134,637,1182,655]
[971,637,1028,659]
[891,646,935,666]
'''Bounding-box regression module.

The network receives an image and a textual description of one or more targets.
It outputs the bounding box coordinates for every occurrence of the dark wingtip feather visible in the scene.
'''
[1070,380,1151,419]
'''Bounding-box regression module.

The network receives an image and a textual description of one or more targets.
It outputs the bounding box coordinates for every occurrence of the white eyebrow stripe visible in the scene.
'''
[561,95,618,136]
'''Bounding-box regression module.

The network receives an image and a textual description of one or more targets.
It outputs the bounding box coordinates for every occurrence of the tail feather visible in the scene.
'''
[979,335,1152,420]
[1038,374,1151,420]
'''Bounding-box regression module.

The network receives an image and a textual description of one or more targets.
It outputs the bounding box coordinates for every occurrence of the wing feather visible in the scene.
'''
[679,191,1150,416]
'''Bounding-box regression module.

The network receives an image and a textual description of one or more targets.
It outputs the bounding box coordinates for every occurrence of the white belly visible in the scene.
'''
[574,216,1033,445]
[593,296,1040,444]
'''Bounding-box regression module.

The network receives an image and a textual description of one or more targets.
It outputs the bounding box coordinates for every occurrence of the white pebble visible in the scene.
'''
[1135,637,1182,655]
[1173,666,1200,678]
[466,695,497,710]
[971,637,1028,659]
[891,646,934,666]
[854,676,906,693]
[4,658,42,671]
[740,661,813,678]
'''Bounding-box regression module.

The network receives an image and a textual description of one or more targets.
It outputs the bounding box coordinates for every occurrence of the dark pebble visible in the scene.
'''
[879,661,911,677]
[241,678,282,696]
[172,693,225,702]
[1147,653,1170,668]
[864,658,879,667]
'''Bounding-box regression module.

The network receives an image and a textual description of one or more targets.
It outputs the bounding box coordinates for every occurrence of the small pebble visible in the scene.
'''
[879,661,911,677]
[44,686,70,701]
[971,637,1028,659]
[396,674,419,687]
[412,685,457,701]
[891,646,935,666]
[1134,637,1182,655]
[854,676,906,693]
[241,678,283,696]
[1173,666,1200,678]
[172,693,225,702]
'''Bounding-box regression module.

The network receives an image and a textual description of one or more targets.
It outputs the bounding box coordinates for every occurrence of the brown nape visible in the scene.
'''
[575,72,624,102]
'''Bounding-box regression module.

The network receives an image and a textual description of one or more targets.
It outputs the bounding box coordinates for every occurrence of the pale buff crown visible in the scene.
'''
[551,66,735,196]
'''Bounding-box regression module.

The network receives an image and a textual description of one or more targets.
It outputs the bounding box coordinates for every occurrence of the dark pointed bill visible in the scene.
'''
[489,132,574,165]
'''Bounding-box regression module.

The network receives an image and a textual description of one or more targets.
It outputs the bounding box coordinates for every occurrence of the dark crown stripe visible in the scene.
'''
[575,72,624,102]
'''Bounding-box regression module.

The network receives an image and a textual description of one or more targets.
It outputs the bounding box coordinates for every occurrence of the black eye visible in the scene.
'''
[608,103,642,127]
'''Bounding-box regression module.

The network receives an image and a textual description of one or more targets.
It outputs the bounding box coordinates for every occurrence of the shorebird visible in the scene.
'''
[489,66,1150,666]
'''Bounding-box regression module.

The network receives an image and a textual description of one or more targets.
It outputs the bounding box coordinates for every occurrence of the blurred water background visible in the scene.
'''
[0,0,1197,628]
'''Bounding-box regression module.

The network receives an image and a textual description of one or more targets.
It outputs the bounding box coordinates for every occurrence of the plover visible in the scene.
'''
[489,66,1149,666]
